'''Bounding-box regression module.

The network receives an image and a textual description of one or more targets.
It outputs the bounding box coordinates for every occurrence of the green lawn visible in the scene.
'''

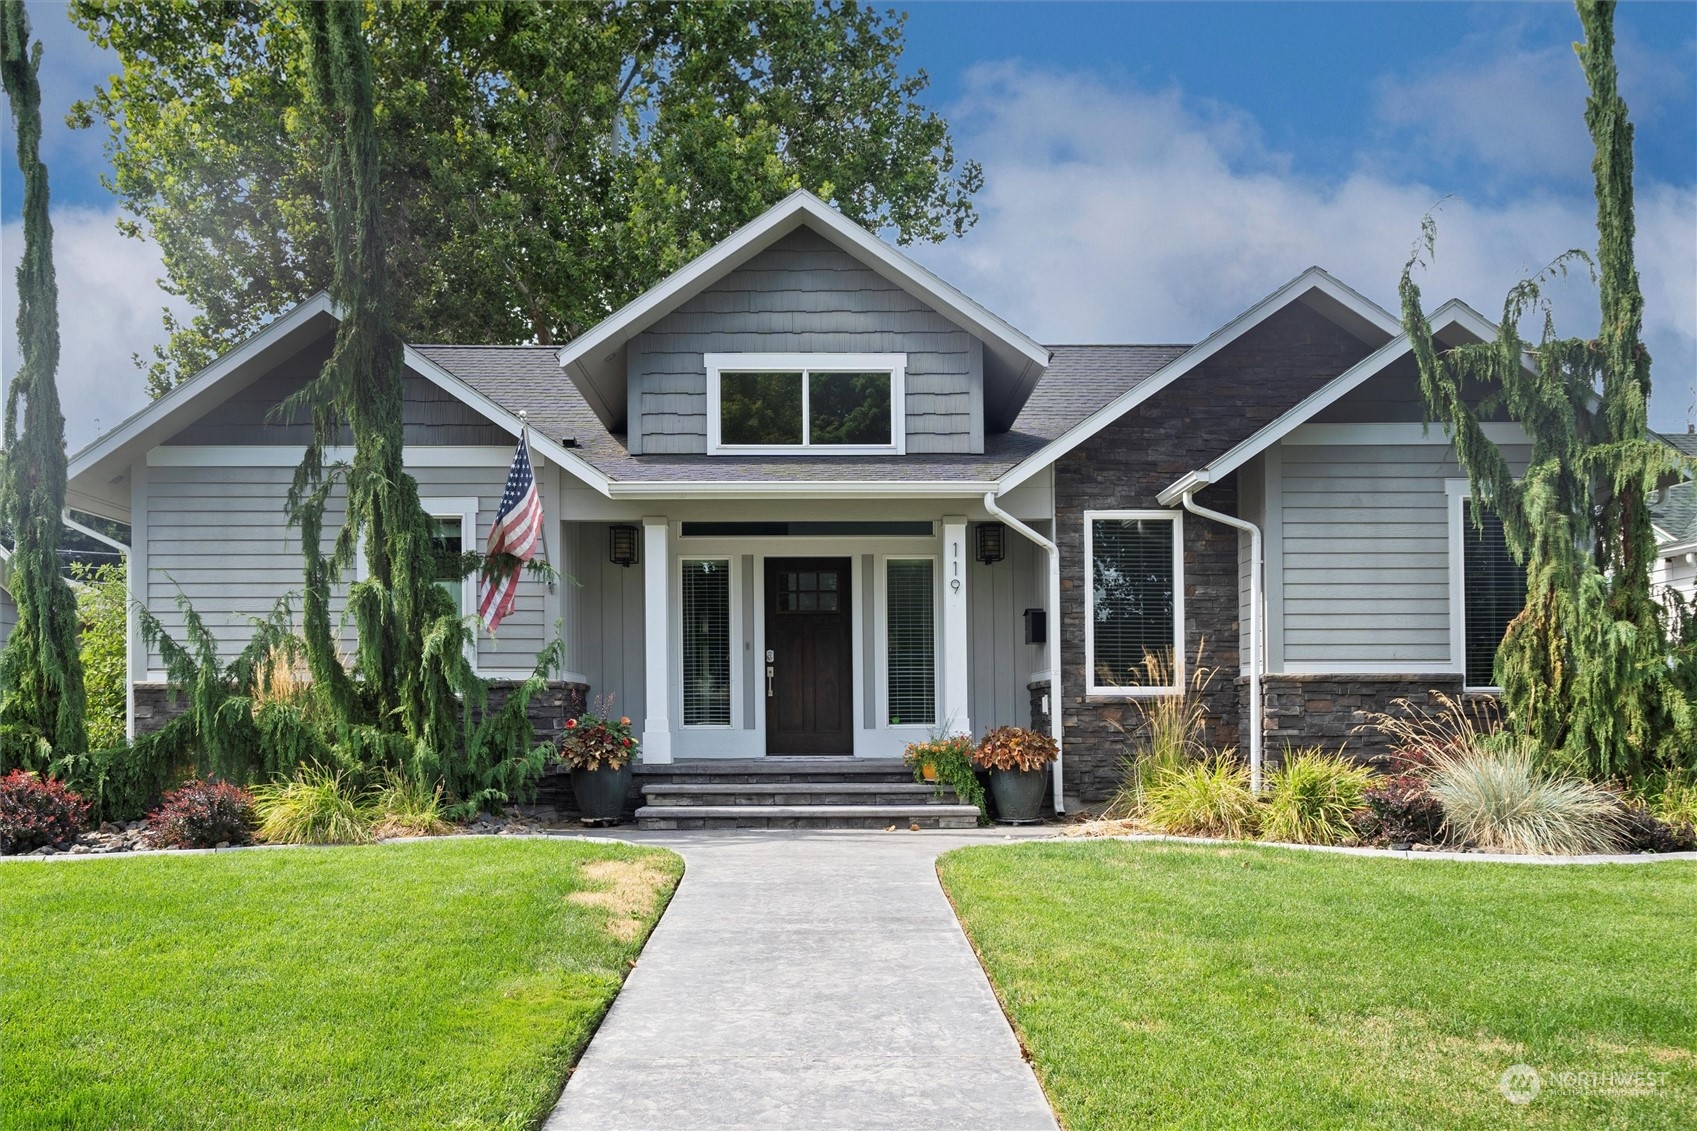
[938,841,1697,1131]
[2,837,681,1131]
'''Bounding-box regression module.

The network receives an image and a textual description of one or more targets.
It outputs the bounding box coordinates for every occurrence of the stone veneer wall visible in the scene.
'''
[1258,674,1477,769]
[1055,302,1374,803]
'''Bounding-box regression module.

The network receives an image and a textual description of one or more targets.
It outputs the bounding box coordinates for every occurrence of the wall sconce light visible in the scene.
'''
[975,522,1007,565]
[608,524,640,568]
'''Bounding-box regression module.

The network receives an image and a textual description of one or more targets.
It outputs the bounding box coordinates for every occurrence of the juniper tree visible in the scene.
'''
[0,0,87,770]
[286,0,554,808]
[1399,0,1691,780]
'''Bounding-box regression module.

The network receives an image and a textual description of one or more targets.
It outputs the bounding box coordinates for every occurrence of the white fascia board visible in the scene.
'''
[995,267,1401,494]
[604,479,1000,500]
[67,293,337,481]
[556,190,1049,378]
[1150,299,1524,506]
[401,346,612,497]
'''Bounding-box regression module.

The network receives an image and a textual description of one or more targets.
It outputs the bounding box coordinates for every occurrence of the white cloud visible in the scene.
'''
[1,206,184,453]
[912,63,1697,431]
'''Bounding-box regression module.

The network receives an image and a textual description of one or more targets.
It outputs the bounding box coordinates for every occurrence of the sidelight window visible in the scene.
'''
[681,559,732,726]
[886,558,936,726]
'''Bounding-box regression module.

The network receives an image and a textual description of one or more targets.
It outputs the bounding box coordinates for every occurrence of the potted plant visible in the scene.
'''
[902,733,986,822]
[558,700,638,823]
[974,725,1058,824]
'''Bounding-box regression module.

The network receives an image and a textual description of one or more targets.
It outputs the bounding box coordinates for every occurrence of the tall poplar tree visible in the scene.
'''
[0,0,87,770]
[1400,0,1690,780]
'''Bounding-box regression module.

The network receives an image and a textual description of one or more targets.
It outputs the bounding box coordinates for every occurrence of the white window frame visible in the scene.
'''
[875,554,942,732]
[676,555,740,730]
[705,352,907,455]
[1447,480,1517,693]
[1084,509,1185,697]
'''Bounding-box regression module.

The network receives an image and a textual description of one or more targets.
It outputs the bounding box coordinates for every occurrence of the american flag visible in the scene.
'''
[478,432,543,632]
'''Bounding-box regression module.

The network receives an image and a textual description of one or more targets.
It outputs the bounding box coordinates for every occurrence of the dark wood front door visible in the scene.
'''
[765,557,854,754]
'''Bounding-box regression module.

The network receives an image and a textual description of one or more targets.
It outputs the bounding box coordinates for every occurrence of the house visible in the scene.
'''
[1652,431,1697,604]
[65,190,1531,818]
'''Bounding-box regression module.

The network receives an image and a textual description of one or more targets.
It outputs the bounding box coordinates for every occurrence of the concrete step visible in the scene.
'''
[635,803,982,830]
[634,757,917,786]
[641,781,954,807]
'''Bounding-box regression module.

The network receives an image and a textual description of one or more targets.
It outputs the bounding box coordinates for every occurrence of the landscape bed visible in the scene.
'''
[1,837,681,1131]
[938,840,1696,1131]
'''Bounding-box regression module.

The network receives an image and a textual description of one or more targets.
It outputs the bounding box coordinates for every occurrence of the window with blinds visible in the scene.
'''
[1462,502,1526,688]
[1089,515,1179,691]
[886,559,935,726]
[681,559,731,726]
[429,516,464,615]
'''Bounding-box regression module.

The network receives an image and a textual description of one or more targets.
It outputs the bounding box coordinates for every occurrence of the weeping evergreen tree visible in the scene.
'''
[0,0,87,770]
[284,0,555,809]
[1400,0,1691,781]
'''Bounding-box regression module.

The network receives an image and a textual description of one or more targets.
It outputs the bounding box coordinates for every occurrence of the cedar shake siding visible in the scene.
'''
[625,227,984,455]
[1056,301,1375,802]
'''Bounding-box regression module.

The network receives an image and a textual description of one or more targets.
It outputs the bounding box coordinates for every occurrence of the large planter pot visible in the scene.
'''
[989,766,1048,825]
[570,762,633,823]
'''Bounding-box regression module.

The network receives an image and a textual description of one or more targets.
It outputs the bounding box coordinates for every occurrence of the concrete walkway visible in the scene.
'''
[544,829,1060,1131]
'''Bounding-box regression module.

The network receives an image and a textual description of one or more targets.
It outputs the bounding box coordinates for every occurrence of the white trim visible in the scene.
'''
[640,517,674,763]
[939,518,972,738]
[556,190,1048,402]
[1281,662,1462,675]
[675,555,741,731]
[146,445,524,468]
[874,554,942,731]
[704,352,907,455]
[1155,300,1534,506]
[998,268,1400,494]
[1285,422,1530,447]
[1084,509,1186,697]
[605,479,998,499]
[68,294,337,481]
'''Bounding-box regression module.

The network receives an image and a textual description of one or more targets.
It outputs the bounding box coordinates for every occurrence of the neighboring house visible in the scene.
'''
[0,545,15,650]
[66,191,1532,810]
[1652,431,1697,604]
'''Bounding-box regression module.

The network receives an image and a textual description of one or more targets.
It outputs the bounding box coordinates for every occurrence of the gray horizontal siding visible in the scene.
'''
[1277,442,1530,666]
[144,462,556,675]
[629,227,982,455]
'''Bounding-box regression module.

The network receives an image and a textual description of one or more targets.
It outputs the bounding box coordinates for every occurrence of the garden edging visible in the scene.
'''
[1064,831,1697,865]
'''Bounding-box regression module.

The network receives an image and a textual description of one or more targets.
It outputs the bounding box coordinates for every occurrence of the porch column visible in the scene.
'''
[640,515,673,763]
[941,516,972,737]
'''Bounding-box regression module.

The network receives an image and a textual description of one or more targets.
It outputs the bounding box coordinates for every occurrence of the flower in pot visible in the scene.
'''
[973,725,1058,824]
[558,701,638,824]
[902,734,986,823]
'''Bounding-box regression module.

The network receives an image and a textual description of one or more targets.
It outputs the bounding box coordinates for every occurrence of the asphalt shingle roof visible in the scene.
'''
[415,342,1192,485]
[1652,481,1697,544]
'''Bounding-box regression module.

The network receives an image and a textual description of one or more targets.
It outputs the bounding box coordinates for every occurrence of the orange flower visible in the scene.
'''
[619,716,631,726]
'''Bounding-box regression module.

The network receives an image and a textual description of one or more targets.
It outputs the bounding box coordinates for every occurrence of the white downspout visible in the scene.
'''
[982,491,1065,814]
[62,510,134,741]
[1176,490,1264,792]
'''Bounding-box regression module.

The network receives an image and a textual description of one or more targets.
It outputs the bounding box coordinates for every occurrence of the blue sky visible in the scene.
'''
[3,1,1695,449]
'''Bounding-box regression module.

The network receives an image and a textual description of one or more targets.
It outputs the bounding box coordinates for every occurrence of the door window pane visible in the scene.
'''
[682,560,732,726]
[1463,503,1526,687]
[887,559,936,726]
[810,372,892,445]
[720,372,803,445]
[1090,517,1177,689]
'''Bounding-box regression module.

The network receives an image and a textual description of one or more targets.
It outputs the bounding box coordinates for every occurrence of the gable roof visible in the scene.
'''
[995,266,1402,493]
[67,297,604,519]
[555,190,1052,435]
[1652,482,1697,550]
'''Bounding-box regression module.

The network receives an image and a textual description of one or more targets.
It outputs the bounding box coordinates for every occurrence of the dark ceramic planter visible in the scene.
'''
[989,766,1048,824]
[570,762,633,822]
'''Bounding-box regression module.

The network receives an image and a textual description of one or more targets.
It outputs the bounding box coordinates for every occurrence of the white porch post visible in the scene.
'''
[640,515,674,763]
[941,516,972,737]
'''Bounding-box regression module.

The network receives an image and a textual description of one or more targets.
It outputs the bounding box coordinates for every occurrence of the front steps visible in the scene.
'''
[634,758,980,830]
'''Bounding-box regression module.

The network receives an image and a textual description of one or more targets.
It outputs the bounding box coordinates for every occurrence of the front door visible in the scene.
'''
[765,557,854,754]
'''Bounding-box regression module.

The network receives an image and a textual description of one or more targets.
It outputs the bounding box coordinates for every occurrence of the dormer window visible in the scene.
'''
[706,353,906,454]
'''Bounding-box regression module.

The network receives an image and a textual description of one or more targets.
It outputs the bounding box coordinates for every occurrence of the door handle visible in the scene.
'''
[766,665,774,697]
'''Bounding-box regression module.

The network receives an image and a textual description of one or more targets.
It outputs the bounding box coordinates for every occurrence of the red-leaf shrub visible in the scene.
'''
[146,780,257,849]
[1362,774,1445,846]
[0,770,89,854]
